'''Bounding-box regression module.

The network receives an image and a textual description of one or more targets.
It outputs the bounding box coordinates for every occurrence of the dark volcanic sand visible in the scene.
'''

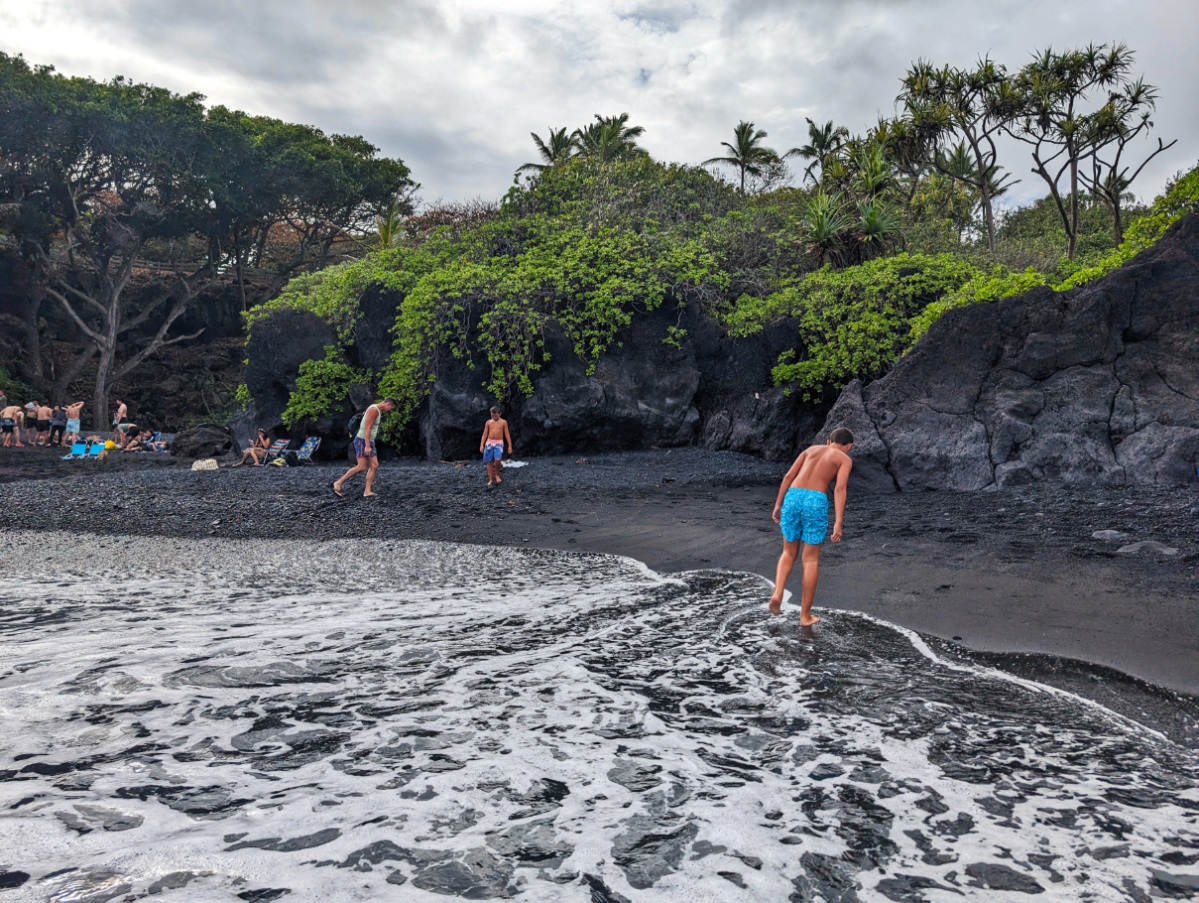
[1,446,1197,742]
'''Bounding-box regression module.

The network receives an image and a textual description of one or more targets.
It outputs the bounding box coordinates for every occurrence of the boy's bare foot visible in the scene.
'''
[495,476,502,484]
[799,615,822,626]
[768,596,783,615]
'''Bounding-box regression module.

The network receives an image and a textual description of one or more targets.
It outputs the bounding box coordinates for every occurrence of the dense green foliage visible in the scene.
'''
[729,254,981,400]
[246,42,1187,435]
[281,348,372,428]
[272,151,1196,429]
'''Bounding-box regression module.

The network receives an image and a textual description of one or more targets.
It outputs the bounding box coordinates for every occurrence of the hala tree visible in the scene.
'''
[1078,76,1177,246]
[1005,42,1135,260]
[898,57,1019,252]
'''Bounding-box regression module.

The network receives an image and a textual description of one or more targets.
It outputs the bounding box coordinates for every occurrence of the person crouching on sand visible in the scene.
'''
[334,398,398,498]
[769,427,854,626]
[480,406,513,487]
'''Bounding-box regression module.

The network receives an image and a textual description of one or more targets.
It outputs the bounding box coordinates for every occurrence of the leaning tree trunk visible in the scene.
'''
[92,342,115,432]
[23,294,44,390]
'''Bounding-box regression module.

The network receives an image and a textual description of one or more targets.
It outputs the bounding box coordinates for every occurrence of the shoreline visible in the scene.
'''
[1,448,1196,741]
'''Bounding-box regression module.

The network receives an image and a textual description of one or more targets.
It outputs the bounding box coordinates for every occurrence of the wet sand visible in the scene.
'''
[1,446,1196,720]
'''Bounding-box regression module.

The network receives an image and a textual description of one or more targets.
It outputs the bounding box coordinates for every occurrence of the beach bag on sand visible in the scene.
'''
[192,458,219,471]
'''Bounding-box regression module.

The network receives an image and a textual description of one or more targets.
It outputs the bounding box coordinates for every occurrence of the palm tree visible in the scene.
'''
[376,197,405,250]
[572,113,649,164]
[703,121,780,193]
[517,127,574,173]
[786,119,850,185]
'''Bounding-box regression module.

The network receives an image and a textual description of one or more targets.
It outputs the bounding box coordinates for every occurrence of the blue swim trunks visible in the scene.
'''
[780,488,829,545]
[352,437,376,459]
[483,441,504,463]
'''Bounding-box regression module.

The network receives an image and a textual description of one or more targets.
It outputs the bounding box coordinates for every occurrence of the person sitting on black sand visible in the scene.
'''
[233,429,271,467]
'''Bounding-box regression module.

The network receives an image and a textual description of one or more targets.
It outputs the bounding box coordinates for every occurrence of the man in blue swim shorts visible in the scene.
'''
[769,427,854,625]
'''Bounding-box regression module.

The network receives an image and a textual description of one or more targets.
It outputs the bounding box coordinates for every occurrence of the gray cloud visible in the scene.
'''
[1,0,1194,205]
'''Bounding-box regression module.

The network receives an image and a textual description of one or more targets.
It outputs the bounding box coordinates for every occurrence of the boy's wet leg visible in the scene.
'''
[770,538,800,615]
[799,542,823,626]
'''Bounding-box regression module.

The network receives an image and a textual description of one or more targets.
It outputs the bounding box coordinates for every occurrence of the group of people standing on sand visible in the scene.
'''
[322,393,850,627]
[0,395,86,449]
[0,395,164,453]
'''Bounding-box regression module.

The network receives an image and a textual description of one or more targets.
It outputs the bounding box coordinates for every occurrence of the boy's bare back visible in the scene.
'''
[790,445,852,493]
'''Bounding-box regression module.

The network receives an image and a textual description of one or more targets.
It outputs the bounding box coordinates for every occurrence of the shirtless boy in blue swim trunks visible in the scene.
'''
[479,406,513,487]
[769,427,854,625]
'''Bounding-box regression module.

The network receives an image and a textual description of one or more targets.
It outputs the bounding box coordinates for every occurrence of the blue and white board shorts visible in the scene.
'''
[780,488,829,545]
[483,441,504,463]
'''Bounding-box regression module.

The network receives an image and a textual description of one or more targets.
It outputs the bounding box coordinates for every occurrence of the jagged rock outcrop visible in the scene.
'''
[818,214,1199,490]
[228,309,337,454]
[417,300,823,461]
[238,285,826,462]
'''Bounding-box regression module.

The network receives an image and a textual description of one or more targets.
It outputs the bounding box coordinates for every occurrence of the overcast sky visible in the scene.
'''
[2,0,1195,206]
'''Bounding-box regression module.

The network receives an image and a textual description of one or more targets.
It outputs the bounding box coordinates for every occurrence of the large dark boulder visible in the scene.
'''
[415,299,813,461]
[228,309,337,452]
[818,214,1199,490]
[170,423,234,458]
[240,287,822,464]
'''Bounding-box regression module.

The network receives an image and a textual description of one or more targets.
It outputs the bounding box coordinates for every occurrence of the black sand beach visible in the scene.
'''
[1,446,1196,742]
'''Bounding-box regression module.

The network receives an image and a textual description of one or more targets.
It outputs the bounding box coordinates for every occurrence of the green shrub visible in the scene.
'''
[281,347,372,428]
[718,254,980,400]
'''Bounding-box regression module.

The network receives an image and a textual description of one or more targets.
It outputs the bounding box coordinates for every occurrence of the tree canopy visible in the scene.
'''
[0,51,413,423]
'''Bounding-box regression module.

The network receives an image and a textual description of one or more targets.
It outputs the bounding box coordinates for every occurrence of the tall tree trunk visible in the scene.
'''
[23,293,44,388]
[92,343,114,433]
[1068,155,1079,261]
[980,181,995,252]
[1112,199,1124,248]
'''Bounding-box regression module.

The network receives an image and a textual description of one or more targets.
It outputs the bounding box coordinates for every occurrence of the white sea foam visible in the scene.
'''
[0,533,1194,902]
